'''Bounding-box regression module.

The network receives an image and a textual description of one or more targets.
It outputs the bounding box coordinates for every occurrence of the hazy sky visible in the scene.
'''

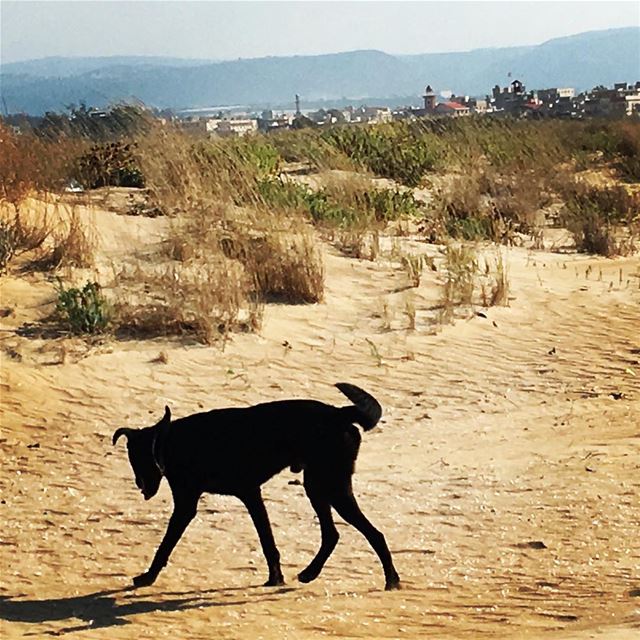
[1,1,639,64]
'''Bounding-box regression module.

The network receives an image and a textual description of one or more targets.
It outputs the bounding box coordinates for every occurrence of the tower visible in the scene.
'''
[295,94,301,116]
[423,85,436,111]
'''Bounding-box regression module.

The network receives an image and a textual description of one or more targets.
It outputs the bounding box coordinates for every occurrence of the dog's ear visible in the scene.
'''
[156,406,171,434]
[155,405,171,436]
[112,427,136,446]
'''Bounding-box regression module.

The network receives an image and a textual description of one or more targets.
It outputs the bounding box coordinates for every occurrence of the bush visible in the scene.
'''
[562,184,638,224]
[559,184,639,256]
[74,141,144,189]
[259,175,423,230]
[270,128,352,169]
[228,137,281,177]
[232,232,324,303]
[114,260,263,344]
[55,280,110,334]
[257,177,310,211]
[324,122,441,186]
[424,172,506,242]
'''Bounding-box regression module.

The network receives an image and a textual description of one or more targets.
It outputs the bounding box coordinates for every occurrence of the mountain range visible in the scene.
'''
[1,27,638,115]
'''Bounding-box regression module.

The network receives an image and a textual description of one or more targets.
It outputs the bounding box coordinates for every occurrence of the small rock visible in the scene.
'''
[518,540,547,550]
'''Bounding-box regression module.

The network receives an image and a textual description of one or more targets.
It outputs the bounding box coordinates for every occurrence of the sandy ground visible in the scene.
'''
[1,194,639,639]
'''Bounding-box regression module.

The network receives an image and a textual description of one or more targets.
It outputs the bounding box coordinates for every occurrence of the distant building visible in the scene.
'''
[343,106,392,124]
[179,117,208,136]
[450,95,487,114]
[423,85,437,112]
[490,79,532,115]
[257,112,292,133]
[625,91,640,116]
[537,87,575,103]
[434,101,470,117]
[208,118,258,137]
[582,82,640,118]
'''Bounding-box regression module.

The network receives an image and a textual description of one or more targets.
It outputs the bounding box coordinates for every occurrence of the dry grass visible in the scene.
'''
[400,253,429,288]
[332,227,380,261]
[403,295,417,330]
[480,253,510,307]
[437,244,479,324]
[437,245,511,325]
[49,209,96,268]
[12,210,53,252]
[241,231,324,303]
[0,201,95,272]
[0,202,53,271]
[0,123,87,204]
[114,259,263,344]
[106,126,326,342]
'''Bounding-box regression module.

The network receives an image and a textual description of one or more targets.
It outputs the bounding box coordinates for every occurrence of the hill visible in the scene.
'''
[1,27,638,114]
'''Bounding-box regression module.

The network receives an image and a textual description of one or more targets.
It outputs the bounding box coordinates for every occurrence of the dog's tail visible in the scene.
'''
[335,382,382,431]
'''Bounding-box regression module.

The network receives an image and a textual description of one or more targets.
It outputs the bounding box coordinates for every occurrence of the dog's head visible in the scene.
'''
[112,406,171,501]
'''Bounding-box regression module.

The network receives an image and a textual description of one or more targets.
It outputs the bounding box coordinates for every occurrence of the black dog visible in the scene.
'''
[112,383,400,590]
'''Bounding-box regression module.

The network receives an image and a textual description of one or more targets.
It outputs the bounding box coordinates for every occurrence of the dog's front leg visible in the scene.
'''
[133,496,199,587]
[239,489,285,587]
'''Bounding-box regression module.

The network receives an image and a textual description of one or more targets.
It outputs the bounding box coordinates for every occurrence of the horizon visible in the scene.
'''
[1,1,639,65]
[3,24,640,67]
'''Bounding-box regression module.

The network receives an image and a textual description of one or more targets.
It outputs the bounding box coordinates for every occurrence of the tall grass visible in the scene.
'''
[258,173,423,258]
[3,112,638,341]
[437,245,511,325]
[111,125,325,342]
[0,201,95,272]
[0,122,87,203]
[114,259,263,343]
[323,122,442,187]
[559,183,639,256]
[270,128,353,170]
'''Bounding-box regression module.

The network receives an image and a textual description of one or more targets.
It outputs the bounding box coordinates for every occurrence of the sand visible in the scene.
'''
[1,193,639,639]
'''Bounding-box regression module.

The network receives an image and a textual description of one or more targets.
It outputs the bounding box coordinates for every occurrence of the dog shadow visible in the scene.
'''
[0,584,295,635]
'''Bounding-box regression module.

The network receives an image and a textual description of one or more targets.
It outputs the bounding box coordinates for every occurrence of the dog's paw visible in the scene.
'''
[263,575,285,587]
[132,572,157,588]
[384,576,401,591]
[297,568,319,584]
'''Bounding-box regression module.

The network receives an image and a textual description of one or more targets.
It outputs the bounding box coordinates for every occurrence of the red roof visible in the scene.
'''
[437,101,469,110]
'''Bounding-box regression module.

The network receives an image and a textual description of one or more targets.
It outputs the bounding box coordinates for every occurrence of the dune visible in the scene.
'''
[0,192,639,639]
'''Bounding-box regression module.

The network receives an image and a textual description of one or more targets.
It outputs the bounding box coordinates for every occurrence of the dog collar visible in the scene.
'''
[151,432,166,475]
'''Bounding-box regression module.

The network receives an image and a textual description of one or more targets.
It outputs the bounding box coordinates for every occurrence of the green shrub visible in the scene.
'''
[55,280,110,333]
[563,184,638,225]
[227,137,281,177]
[270,128,352,169]
[563,207,617,256]
[257,177,310,210]
[323,123,441,186]
[259,175,424,230]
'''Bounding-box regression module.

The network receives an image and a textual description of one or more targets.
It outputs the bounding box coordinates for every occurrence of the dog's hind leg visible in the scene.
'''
[238,488,285,587]
[133,494,199,588]
[331,487,401,591]
[297,482,339,584]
